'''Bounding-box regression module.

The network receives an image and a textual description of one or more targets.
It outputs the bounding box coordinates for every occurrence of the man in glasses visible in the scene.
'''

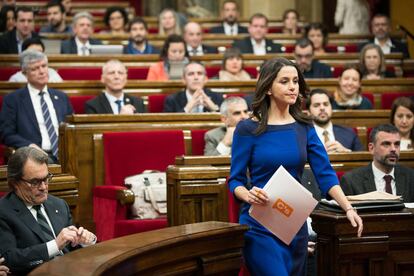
[294,38,333,78]
[0,147,96,275]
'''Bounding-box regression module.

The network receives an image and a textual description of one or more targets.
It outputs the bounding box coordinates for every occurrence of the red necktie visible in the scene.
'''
[383,175,393,194]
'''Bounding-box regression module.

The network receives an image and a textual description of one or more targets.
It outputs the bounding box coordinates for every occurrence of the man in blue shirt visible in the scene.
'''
[294,38,333,78]
[123,17,159,55]
[39,1,72,34]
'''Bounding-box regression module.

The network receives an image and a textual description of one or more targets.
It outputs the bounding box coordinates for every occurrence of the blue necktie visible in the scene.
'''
[115,100,122,114]
[39,92,58,159]
[33,205,55,242]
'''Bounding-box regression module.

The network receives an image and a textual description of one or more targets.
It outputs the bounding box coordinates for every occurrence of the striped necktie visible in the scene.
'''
[39,92,58,159]
[33,205,55,242]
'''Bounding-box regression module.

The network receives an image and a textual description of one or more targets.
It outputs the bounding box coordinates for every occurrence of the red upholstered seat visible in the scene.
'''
[148,94,168,113]
[58,67,102,80]
[127,67,150,79]
[0,67,20,81]
[381,92,414,109]
[0,143,5,166]
[190,129,208,155]
[93,130,186,241]
[331,66,344,78]
[361,92,374,106]
[69,95,95,114]
[336,171,345,180]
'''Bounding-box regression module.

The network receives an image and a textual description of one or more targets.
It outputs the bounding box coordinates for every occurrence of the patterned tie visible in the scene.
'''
[39,92,58,159]
[383,175,393,194]
[33,205,55,242]
[191,48,198,56]
[322,130,330,144]
[81,45,88,56]
[115,100,122,114]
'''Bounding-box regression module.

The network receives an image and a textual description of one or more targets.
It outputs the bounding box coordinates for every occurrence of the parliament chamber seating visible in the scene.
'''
[381,92,414,109]
[147,94,167,112]
[190,129,209,155]
[68,95,95,114]
[93,130,186,241]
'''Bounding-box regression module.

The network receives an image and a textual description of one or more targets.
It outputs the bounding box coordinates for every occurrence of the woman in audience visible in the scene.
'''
[390,97,414,150]
[334,0,369,34]
[146,34,189,81]
[332,65,373,110]
[303,22,328,55]
[359,43,395,79]
[0,5,15,33]
[282,9,299,35]
[217,47,251,81]
[158,8,182,36]
[102,6,128,35]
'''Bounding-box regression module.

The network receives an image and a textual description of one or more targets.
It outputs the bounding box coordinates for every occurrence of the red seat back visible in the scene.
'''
[0,67,20,81]
[58,67,102,80]
[361,92,374,106]
[127,67,150,80]
[336,171,345,180]
[190,129,208,155]
[148,94,168,113]
[381,92,414,109]
[103,130,185,186]
[69,95,95,114]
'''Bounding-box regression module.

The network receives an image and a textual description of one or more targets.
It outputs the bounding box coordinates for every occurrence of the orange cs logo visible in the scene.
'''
[272,198,294,217]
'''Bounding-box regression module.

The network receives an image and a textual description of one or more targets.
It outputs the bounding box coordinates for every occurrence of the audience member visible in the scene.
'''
[9,37,63,82]
[58,0,71,16]
[102,6,128,35]
[164,62,223,112]
[204,97,248,155]
[282,9,299,35]
[0,147,96,275]
[390,97,414,151]
[0,0,15,8]
[39,0,72,34]
[0,50,73,163]
[184,21,218,56]
[0,258,9,276]
[332,65,373,110]
[334,0,369,34]
[303,22,328,55]
[217,47,251,81]
[294,38,332,78]
[359,43,395,79]
[123,17,159,54]
[85,60,145,114]
[341,124,414,202]
[0,5,15,33]
[232,13,282,55]
[359,14,410,58]
[158,8,182,36]
[0,6,38,54]
[146,34,189,81]
[209,0,248,35]
[60,11,102,55]
[306,89,363,153]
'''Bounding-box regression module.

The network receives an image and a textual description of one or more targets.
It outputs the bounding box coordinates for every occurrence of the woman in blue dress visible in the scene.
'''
[228,58,363,276]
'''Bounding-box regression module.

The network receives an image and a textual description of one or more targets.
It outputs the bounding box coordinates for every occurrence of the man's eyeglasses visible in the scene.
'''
[21,173,53,187]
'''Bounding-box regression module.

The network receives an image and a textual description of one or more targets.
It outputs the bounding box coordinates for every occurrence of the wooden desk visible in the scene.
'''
[311,209,414,276]
[29,221,248,276]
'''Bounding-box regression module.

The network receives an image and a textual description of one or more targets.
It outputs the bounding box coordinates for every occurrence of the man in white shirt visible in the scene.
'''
[184,22,218,56]
[0,147,96,275]
[204,97,249,155]
[60,11,102,55]
[209,0,248,35]
[340,124,414,202]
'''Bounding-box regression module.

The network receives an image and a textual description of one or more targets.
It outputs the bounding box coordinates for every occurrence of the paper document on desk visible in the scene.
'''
[346,191,401,201]
[249,166,318,245]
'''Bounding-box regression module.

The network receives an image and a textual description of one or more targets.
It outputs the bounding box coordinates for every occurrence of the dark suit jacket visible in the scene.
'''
[60,37,102,54]
[0,192,75,274]
[84,92,146,114]
[209,23,248,34]
[340,164,414,202]
[0,29,40,54]
[0,87,73,148]
[163,89,223,112]
[232,37,283,54]
[333,124,363,151]
[201,44,218,54]
[303,60,333,78]
[358,38,410,58]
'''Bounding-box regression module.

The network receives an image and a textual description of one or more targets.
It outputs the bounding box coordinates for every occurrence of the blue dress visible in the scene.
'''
[228,119,338,276]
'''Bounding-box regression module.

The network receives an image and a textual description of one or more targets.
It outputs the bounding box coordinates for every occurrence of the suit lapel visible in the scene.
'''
[363,165,377,193]
[49,89,63,122]
[246,38,254,53]
[98,93,114,113]
[21,87,41,128]
[71,38,78,54]
[43,199,64,237]
[394,166,407,198]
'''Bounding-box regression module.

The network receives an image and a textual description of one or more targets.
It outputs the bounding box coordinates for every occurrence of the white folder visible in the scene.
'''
[249,166,318,245]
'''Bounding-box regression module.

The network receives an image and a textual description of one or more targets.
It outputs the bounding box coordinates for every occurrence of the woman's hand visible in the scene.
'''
[345,208,363,237]
[247,187,269,205]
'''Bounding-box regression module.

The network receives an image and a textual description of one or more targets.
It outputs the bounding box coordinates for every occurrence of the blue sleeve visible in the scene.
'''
[228,121,255,194]
[307,126,339,197]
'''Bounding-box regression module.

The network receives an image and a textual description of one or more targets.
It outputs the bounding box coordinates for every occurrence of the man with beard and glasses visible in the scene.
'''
[294,38,332,78]
[123,17,159,55]
[340,124,414,202]
[306,89,363,153]
[209,0,247,35]
[39,1,72,34]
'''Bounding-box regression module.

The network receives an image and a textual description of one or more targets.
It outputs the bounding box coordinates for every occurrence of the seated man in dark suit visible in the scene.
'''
[164,62,223,112]
[184,22,218,56]
[209,0,248,35]
[358,14,409,58]
[60,11,102,55]
[0,147,96,275]
[0,6,39,54]
[294,38,332,78]
[341,124,414,202]
[85,59,146,114]
[306,89,363,153]
[123,17,159,55]
[204,96,249,155]
[232,13,282,55]
[0,50,73,163]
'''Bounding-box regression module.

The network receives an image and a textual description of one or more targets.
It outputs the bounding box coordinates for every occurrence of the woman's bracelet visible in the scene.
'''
[345,206,356,213]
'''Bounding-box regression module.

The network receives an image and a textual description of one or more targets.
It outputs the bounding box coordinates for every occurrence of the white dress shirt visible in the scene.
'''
[28,84,59,151]
[372,162,396,195]
[75,37,91,56]
[374,37,393,55]
[313,123,335,144]
[216,141,231,155]
[223,22,239,35]
[187,45,203,56]
[104,91,124,114]
[250,38,266,55]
